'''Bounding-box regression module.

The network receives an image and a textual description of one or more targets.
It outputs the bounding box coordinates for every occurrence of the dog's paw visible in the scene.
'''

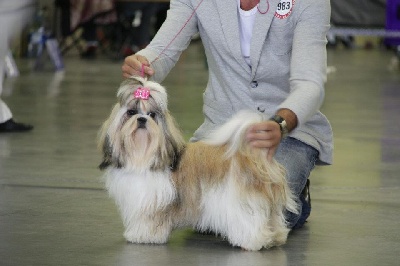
[269,226,290,247]
[238,242,264,251]
[124,230,170,244]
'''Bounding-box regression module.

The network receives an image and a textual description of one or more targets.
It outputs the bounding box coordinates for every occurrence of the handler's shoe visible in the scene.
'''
[0,119,33,133]
[293,179,311,229]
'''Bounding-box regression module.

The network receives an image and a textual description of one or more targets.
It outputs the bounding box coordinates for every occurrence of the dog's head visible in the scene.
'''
[98,77,185,172]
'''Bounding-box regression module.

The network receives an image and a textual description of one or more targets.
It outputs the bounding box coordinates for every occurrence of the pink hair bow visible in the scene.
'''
[134,87,150,100]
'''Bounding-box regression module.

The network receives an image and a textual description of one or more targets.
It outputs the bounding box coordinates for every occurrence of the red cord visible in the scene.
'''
[151,0,205,64]
[257,0,270,14]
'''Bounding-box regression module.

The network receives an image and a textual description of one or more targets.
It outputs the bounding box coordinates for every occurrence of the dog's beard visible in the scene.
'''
[131,129,150,156]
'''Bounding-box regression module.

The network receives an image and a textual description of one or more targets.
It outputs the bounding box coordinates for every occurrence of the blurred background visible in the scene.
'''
[9,0,400,64]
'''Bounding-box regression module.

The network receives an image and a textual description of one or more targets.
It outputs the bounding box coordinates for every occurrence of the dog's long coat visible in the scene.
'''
[99,77,298,251]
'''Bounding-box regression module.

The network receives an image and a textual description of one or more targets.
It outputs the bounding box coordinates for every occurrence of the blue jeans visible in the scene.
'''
[274,137,319,229]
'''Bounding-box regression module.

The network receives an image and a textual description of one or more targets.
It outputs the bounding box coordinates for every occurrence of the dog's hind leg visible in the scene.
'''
[268,211,290,247]
[224,214,276,251]
[227,210,291,250]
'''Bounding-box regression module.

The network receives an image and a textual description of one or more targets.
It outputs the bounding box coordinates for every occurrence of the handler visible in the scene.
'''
[121,0,333,229]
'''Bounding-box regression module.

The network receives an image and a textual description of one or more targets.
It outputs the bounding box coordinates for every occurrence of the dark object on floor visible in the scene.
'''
[0,119,33,133]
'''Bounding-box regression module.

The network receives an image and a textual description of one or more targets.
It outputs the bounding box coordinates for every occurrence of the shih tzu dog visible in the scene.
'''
[98,76,298,251]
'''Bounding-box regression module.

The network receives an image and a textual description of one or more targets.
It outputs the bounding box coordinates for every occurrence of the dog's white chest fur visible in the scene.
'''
[104,169,179,244]
[105,169,176,215]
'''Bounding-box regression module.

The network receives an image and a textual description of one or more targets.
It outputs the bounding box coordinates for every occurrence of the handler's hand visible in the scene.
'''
[246,121,282,162]
[122,54,154,78]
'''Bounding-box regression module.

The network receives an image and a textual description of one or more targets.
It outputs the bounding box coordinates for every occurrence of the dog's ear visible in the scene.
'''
[98,133,124,170]
[168,143,185,172]
[99,135,113,170]
[164,111,186,171]
[98,103,123,170]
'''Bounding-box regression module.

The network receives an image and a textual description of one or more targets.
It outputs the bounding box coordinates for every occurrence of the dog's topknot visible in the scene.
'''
[117,76,168,111]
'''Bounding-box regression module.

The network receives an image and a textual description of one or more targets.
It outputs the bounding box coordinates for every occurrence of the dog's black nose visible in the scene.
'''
[137,117,147,125]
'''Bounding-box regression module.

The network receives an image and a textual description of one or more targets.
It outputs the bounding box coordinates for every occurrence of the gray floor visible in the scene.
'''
[0,43,399,266]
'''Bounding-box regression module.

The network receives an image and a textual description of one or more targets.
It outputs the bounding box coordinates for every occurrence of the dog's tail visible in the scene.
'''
[203,110,264,158]
[204,110,299,216]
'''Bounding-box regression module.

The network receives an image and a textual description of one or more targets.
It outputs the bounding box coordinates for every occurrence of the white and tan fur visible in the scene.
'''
[98,77,298,251]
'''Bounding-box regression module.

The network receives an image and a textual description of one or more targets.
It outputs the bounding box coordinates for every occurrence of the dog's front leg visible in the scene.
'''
[124,212,174,244]
[104,170,178,245]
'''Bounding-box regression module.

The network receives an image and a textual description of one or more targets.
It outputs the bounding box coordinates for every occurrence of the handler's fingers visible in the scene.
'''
[248,123,270,134]
[247,129,272,141]
[122,55,154,78]
[247,123,281,145]
[248,138,276,149]
[246,122,282,162]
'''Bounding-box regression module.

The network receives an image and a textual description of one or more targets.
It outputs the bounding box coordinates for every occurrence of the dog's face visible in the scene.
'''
[98,77,185,172]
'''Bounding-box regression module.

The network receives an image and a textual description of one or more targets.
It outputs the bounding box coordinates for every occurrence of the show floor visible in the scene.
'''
[0,43,399,266]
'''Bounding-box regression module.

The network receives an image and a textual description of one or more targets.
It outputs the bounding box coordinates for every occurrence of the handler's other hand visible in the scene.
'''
[246,121,282,162]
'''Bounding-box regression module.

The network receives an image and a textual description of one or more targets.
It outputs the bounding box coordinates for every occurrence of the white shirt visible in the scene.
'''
[237,0,258,66]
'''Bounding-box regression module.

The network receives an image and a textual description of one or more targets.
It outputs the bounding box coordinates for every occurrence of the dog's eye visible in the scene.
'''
[148,112,156,119]
[127,109,138,116]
